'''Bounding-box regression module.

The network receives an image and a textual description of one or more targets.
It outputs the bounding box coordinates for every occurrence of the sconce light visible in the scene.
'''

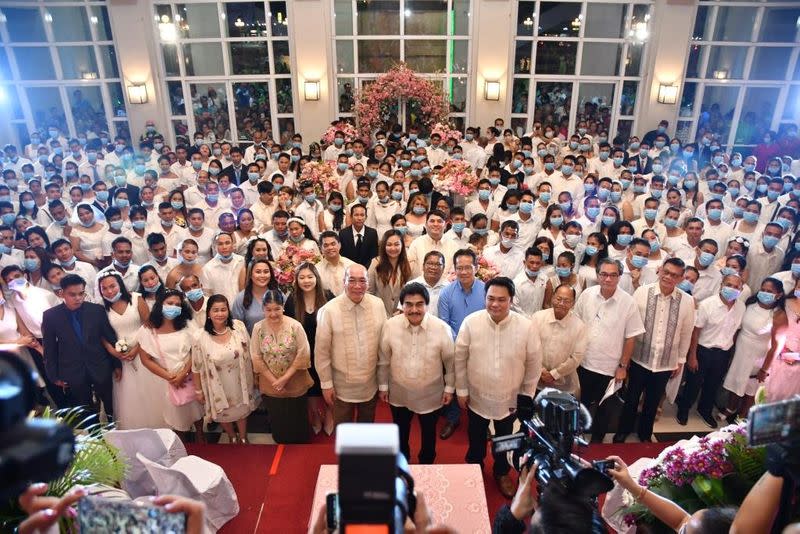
[712,69,728,80]
[127,84,148,104]
[656,83,678,105]
[304,80,320,101]
[484,81,501,101]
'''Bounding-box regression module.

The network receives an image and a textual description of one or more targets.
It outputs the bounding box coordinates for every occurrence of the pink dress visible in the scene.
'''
[765,304,800,401]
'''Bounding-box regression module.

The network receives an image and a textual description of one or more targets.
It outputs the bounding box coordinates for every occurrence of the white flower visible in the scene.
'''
[115,338,129,353]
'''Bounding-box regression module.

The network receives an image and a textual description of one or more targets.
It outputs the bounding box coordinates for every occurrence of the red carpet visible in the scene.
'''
[187,404,672,534]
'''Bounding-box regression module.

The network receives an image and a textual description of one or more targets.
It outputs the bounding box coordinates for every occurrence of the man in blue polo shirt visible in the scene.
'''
[437,248,486,439]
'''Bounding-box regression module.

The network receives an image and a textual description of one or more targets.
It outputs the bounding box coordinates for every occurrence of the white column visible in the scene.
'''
[635,0,697,137]
[106,0,167,143]
[469,0,513,128]
[291,0,335,142]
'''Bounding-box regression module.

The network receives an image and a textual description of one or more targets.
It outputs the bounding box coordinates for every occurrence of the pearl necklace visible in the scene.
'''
[212,326,229,335]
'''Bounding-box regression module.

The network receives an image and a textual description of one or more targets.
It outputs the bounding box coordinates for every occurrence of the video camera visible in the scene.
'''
[0,350,75,501]
[747,395,800,447]
[492,389,614,498]
[325,423,416,534]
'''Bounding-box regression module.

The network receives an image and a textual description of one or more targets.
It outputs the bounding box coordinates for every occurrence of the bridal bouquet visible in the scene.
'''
[300,160,340,197]
[439,159,478,196]
[274,245,322,293]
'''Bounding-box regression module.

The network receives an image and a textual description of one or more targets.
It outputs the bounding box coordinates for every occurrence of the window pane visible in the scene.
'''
[276,79,293,114]
[58,46,99,80]
[336,40,354,74]
[698,85,739,141]
[167,81,186,115]
[517,1,536,36]
[685,44,702,79]
[114,121,130,141]
[190,83,229,138]
[234,83,270,141]
[534,82,572,126]
[783,86,800,120]
[538,2,581,38]
[90,6,113,41]
[69,86,106,134]
[278,117,295,145]
[162,44,180,77]
[581,42,621,76]
[705,46,746,80]
[692,6,711,40]
[452,40,468,74]
[183,43,224,76]
[334,0,353,36]
[226,2,266,38]
[680,82,697,118]
[3,8,47,43]
[176,3,220,39]
[172,119,189,140]
[578,83,614,130]
[230,42,270,75]
[108,82,126,118]
[405,0,447,35]
[405,40,446,72]
[535,41,577,75]
[269,2,288,37]
[713,7,753,42]
[735,87,780,144]
[448,77,467,113]
[620,81,637,116]
[452,0,470,35]
[98,45,119,79]
[676,120,693,144]
[337,78,355,113]
[512,78,530,114]
[616,119,633,140]
[272,41,291,74]
[750,47,792,81]
[14,47,54,80]
[760,8,800,43]
[3,85,23,120]
[584,3,625,39]
[357,1,399,35]
[625,43,643,77]
[27,87,66,132]
[514,41,533,74]
[50,7,92,42]
[0,49,10,80]
[357,40,399,72]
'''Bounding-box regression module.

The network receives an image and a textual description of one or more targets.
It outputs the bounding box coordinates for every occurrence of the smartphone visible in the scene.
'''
[592,459,615,474]
[747,396,800,447]
[78,495,186,533]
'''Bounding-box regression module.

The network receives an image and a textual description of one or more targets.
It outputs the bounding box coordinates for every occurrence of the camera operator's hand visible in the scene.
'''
[18,484,86,534]
[151,495,206,534]
[457,395,469,409]
[605,456,636,491]
[323,387,336,406]
[510,460,538,521]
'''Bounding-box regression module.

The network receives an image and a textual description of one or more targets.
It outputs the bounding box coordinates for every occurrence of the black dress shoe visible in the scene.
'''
[439,421,459,440]
[676,413,688,426]
[612,433,628,443]
[637,435,653,443]
[698,411,718,429]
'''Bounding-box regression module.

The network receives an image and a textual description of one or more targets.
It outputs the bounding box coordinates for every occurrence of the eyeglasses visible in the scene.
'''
[598,272,620,279]
[551,297,574,305]
[346,278,367,286]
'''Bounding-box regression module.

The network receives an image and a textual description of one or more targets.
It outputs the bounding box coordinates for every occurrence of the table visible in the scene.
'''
[309,464,491,533]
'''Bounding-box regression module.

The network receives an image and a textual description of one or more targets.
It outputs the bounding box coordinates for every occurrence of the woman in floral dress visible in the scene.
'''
[192,294,258,444]
[249,290,313,443]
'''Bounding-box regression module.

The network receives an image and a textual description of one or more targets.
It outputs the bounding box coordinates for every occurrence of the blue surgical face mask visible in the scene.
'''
[555,266,572,278]
[519,202,533,214]
[720,266,738,277]
[610,191,622,203]
[544,162,555,172]
[616,234,633,246]
[756,291,776,305]
[538,192,551,203]
[602,215,615,227]
[391,191,403,201]
[644,208,658,220]
[171,200,184,210]
[630,255,648,269]
[412,206,426,215]
[23,258,40,272]
[698,251,715,267]
[707,208,722,221]
[664,218,678,229]
[452,222,466,233]
[109,220,124,231]
[337,163,349,172]
[720,286,741,302]
[549,216,563,227]
[162,304,182,319]
[652,164,663,174]
[650,189,663,199]
[206,194,219,203]
[728,187,740,198]
[185,287,204,302]
[586,206,601,219]
[132,220,146,230]
[763,235,780,249]
[96,190,109,202]
[559,202,572,213]
[478,190,491,201]
[792,261,800,274]
[678,279,694,293]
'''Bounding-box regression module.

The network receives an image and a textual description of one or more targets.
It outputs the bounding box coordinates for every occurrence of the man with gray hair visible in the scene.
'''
[316,264,388,425]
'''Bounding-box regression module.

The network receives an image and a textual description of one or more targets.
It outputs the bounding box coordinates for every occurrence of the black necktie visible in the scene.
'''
[356,233,363,251]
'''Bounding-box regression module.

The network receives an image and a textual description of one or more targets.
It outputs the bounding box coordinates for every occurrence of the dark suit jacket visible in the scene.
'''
[339,225,379,268]
[222,164,246,186]
[109,184,141,207]
[632,154,652,175]
[42,302,119,385]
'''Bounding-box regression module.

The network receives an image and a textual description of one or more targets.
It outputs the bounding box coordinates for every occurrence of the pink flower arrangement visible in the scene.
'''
[431,122,463,143]
[438,159,478,196]
[321,121,362,146]
[476,256,500,282]
[300,160,340,197]
[354,63,449,136]
[274,245,322,293]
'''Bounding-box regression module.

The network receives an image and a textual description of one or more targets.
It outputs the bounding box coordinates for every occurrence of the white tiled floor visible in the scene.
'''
[596,401,712,443]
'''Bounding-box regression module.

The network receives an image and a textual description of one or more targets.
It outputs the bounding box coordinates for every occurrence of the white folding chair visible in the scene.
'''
[104,428,187,498]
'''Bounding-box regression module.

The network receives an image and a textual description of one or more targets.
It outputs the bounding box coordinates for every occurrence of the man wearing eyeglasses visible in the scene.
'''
[574,258,645,443]
[41,274,119,413]
[614,258,695,443]
[315,264,387,425]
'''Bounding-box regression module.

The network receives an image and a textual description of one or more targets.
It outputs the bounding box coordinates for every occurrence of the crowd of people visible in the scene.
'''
[2,114,800,502]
